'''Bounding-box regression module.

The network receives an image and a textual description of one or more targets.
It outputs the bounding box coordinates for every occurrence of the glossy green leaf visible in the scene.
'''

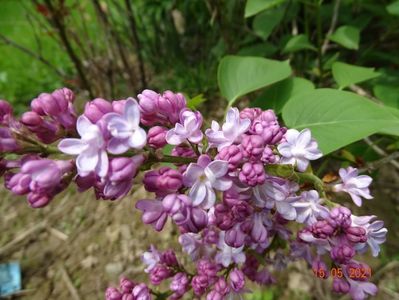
[253,8,284,40]
[387,1,399,16]
[218,55,291,105]
[373,85,399,108]
[329,25,360,50]
[282,34,316,53]
[245,0,286,18]
[251,77,314,113]
[282,89,399,155]
[332,62,380,89]
[380,107,399,136]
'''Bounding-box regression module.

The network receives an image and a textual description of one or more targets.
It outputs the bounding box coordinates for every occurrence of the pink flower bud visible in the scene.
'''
[0,100,12,125]
[147,126,168,148]
[238,162,266,186]
[105,287,123,300]
[229,268,245,292]
[84,98,113,123]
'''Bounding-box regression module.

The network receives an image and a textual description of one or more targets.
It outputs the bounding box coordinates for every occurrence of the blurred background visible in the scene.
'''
[1,0,399,299]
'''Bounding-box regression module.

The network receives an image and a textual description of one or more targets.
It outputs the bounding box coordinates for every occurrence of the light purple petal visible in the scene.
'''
[58,138,87,154]
[189,182,207,207]
[76,115,94,136]
[206,160,229,178]
[129,128,147,149]
[183,164,204,187]
[124,98,140,126]
[107,137,130,154]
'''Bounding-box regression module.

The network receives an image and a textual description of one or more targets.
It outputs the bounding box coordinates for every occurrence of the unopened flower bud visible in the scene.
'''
[84,98,113,123]
[147,126,168,148]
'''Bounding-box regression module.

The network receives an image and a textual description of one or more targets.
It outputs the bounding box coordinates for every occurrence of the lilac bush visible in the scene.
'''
[0,88,387,300]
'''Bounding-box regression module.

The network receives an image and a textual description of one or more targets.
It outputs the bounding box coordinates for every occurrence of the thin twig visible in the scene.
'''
[322,0,341,54]
[349,85,382,104]
[59,265,81,300]
[0,34,65,78]
[124,0,147,89]
[363,138,399,171]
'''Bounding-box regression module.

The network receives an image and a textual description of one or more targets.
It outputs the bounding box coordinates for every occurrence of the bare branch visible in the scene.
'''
[0,34,65,78]
[322,0,341,54]
[362,138,399,171]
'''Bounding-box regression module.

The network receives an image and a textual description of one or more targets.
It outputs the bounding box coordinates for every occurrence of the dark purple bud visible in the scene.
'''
[328,206,352,229]
[150,264,171,285]
[239,162,266,187]
[331,244,355,264]
[251,213,268,243]
[0,100,12,125]
[132,283,151,300]
[203,228,219,244]
[345,226,367,243]
[0,127,19,152]
[241,134,265,160]
[242,256,260,281]
[189,207,208,232]
[214,203,234,230]
[109,155,144,182]
[310,220,335,239]
[197,259,219,282]
[147,126,168,148]
[171,145,196,158]
[105,287,123,300]
[170,272,189,296]
[27,192,52,208]
[345,261,371,281]
[225,224,246,248]
[192,274,209,296]
[161,249,178,267]
[144,167,183,196]
[261,146,277,164]
[229,269,245,292]
[214,277,230,295]
[216,145,243,171]
[239,108,262,121]
[119,277,135,293]
[21,111,43,127]
[84,98,113,123]
[332,278,350,294]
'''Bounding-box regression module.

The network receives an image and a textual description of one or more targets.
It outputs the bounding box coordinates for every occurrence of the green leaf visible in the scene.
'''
[373,85,399,108]
[253,8,284,40]
[282,89,399,155]
[332,62,380,89]
[218,55,291,105]
[245,0,286,18]
[387,1,399,16]
[329,25,360,50]
[282,34,316,53]
[187,94,207,109]
[380,107,399,136]
[251,77,314,114]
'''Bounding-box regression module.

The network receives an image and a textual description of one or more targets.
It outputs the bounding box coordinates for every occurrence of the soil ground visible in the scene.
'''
[1,165,399,300]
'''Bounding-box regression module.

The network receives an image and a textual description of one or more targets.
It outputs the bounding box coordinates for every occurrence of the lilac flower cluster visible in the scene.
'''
[0,88,388,300]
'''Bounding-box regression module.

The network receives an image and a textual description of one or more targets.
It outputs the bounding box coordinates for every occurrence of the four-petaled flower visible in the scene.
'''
[293,190,330,225]
[205,107,250,150]
[104,98,147,154]
[333,167,373,207]
[183,155,232,209]
[166,110,203,145]
[215,231,246,267]
[277,128,322,172]
[58,116,108,177]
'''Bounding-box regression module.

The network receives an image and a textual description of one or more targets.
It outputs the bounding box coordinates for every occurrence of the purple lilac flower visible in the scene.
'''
[183,155,232,209]
[0,100,13,125]
[0,127,19,152]
[192,275,209,296]
[249,110,285,144]
[347,278,377,300]
[119,277,135,294]
[166,110,203,145]
[333,167,373,207]
[132,283,151,300]
[135,200,167,231]
[205,107,250,150]
[141,245,161,273]
[103,155,144,200]
[292,190,329,225]
[277,128,322,172]
[253,177,300,220]
[58,116,108,177]
[179,232,202,260]
[229,268,245,292]
[170,273,189,297]
[351,215,387,256]
[105,287,123,300]
[104,98,147,154]
[215,232,246,267]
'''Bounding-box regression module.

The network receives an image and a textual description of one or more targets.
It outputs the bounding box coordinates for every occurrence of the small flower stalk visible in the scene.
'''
[0,89,387,300]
